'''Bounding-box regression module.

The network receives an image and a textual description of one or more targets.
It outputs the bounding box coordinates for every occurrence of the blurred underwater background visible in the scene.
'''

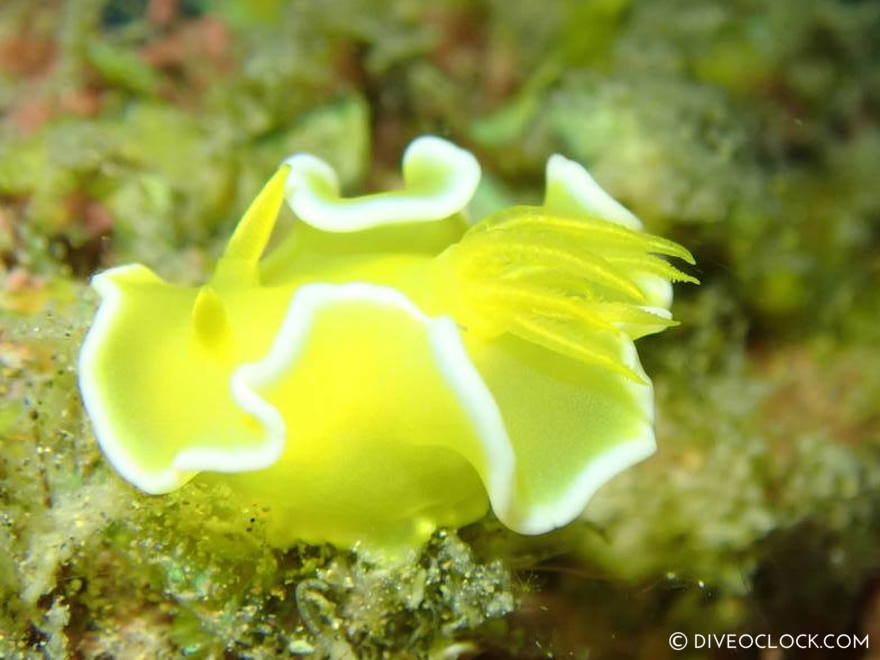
[1,0,879,657]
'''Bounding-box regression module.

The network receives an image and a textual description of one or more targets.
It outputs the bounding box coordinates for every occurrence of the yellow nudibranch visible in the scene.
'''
[78,136,697,553]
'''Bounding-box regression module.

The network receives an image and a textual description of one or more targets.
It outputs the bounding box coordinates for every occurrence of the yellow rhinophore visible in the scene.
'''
[78,136,696,555]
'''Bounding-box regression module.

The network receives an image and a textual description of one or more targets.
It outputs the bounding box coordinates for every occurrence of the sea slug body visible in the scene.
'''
[78,136,697,554]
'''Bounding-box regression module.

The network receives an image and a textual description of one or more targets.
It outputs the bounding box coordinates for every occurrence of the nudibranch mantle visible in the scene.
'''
[78,136,696,552]
[284,135,480,232]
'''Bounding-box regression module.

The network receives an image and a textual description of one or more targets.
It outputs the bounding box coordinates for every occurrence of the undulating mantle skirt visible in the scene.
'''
[78,136,697,556]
